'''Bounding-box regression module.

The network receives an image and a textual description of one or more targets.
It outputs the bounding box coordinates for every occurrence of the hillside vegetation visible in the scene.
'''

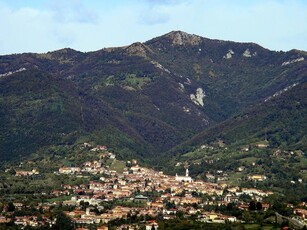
[0,31,306,163]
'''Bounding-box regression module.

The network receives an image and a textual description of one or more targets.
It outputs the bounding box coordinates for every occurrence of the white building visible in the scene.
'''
[175,168,193,182]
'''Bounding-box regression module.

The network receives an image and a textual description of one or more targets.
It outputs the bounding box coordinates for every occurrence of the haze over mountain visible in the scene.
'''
[0,31,306,162]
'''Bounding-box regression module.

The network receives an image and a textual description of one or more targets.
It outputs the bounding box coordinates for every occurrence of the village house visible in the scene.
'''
[15,169,39,176]
[97,226,109,230]
[198,211,237,224]
[255,141,269,148]
[0,216,11,224]
[14,216,51,228]
[239,188,272,197]
[59,167,81,174]
[13,202,24,210]
[237,166,245,172]
[145,220,159,230]
[149,201,164,210]
[224,194,239,203]
[248,174,267,181]
[294,208,307,220]
[205,173,215,181]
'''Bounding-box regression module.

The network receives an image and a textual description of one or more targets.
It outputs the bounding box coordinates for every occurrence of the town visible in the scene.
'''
[0,144,306,230]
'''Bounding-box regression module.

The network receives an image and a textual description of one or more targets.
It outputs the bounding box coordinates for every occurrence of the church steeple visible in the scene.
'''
[175,167,193,183]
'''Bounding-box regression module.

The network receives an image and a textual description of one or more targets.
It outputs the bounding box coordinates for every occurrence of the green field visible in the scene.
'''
[109,160,126,174]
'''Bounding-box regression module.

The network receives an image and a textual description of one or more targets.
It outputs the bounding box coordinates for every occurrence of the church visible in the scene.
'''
[175,168,193,182]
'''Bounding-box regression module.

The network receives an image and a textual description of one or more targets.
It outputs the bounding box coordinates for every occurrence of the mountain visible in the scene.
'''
[166,81,307,158]
[0,31,306,162]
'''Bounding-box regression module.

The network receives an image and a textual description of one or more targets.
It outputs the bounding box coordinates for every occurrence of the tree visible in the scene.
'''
[256,202,262,211]
[249,201,256,211]
[0,202,4,213]
[165,201,176,209]
[53,212,73,230]
[242,211,252,223]
[176,211,184,219]
[239,193,252,203]
[226,202,235,211]
[7,202,15,212]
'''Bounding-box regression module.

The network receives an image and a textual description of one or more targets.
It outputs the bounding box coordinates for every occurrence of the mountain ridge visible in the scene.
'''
[0,31,306,162]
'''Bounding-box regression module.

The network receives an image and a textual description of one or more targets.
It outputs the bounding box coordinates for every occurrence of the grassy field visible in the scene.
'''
[228,172,243,186]
[109,160,126,174]
[239,157,258,165]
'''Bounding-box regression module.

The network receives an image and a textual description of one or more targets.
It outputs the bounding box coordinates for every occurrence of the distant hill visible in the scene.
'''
[0,31,306,161]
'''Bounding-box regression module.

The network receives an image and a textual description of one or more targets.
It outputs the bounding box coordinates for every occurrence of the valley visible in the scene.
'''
[0,31,306,229]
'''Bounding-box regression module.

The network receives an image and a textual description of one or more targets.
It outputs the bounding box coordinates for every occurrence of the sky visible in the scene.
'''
[0,0,306,55]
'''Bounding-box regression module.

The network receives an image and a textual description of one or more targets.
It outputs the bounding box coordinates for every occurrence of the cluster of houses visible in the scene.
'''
[48,150,281,228]
[1,144,306,229]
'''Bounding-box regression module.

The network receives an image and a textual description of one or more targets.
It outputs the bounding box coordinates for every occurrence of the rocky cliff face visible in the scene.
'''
[165,31,202,46]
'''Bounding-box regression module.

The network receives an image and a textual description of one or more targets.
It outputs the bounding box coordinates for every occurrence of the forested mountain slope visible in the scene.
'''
[0,31,306,161]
